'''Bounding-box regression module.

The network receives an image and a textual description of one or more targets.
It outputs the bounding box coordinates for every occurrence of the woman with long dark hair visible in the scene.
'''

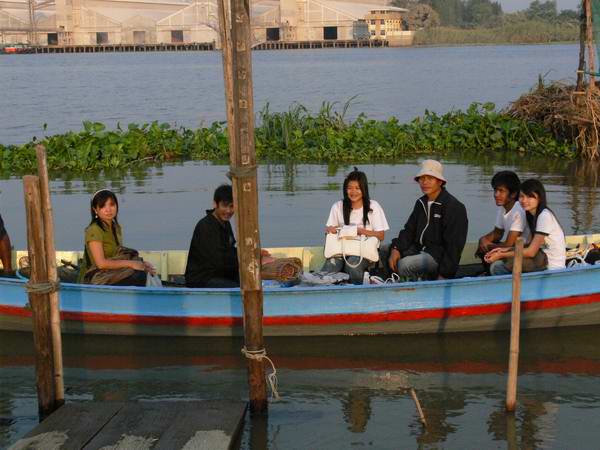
[78,189,155,285]
[322,168,389,283]
[485,179,566,274]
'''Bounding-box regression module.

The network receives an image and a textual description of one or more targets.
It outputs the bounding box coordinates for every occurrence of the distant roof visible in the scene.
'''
[322,1,406,19]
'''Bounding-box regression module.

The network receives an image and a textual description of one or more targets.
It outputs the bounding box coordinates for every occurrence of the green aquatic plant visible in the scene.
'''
[0,102,576,173]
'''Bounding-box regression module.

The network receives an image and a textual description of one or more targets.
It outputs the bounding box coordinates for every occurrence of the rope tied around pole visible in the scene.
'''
[227,165,257,180]
[241,346,280,400]
[25,280,60,295]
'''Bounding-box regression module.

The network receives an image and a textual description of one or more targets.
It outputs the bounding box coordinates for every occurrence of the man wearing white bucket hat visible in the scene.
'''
[388,160,468,280]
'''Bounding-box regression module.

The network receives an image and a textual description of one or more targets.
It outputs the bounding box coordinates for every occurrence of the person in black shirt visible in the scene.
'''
[185,185,240,288]
[388,160,468,281]
[0,214,12,274]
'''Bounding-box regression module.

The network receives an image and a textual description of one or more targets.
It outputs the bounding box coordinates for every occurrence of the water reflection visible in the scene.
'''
[2,326,600,449]
[487,399,558,450]
[342,388,372,433]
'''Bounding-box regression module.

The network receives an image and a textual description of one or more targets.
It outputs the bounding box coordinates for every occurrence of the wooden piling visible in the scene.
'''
[505,237,524,413]
[577,5,587,90]
[23,175,59,420]
[585,0,596,90]
[217,0,268,414]
[410,388,427,427]
[35,145,65,406]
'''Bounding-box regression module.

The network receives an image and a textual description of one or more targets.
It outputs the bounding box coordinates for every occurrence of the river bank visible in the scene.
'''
[414,20,578,46]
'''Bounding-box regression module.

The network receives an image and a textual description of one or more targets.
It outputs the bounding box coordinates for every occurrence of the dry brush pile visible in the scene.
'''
[506,80,600,160]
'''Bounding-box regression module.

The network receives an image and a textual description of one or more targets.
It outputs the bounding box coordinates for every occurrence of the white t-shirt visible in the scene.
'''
[494,202,530,243]
[535,209,566,270]
[326,200,390,232]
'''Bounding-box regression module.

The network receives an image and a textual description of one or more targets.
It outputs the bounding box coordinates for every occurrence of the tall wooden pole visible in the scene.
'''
[36,145,65,407]
[23,175,59,420]
[506,237,524,413]
[217,0,268,413]
[577,5,587,91]
[585,0,596,91]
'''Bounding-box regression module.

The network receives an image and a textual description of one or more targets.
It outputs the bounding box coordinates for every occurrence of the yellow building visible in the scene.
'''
[365,8,412,46]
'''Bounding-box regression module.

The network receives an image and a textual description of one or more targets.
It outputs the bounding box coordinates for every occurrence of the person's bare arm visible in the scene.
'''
[485,234,545,264]
[358,228,384,241]
[88,241,145,271]
[0,234,12,272]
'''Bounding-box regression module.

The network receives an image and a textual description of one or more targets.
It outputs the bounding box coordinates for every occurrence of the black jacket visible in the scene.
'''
[391,189,468,279]
[185,210,239,287]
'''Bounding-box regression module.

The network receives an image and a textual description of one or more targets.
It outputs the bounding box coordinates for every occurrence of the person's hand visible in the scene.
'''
[143,261,157,276]
[484,249,506,264]
[478,237,495,253]
[486,247,507,257]
[357,227,367,236]
[388,248,401,273]
[260,249,271,257]
[326,226,338,234]
[130,260,146,272]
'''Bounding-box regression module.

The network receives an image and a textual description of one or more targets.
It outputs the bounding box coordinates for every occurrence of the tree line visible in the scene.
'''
[392,0,580,29]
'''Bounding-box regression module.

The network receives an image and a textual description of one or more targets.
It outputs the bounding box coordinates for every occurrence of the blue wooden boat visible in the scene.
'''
[1,235,599,336]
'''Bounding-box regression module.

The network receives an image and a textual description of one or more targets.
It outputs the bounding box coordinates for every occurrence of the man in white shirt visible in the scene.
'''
[476,171,529,273]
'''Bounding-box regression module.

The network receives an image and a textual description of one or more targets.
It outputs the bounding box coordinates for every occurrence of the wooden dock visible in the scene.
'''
[253,39,389,50]
[22,39,389,54]
[31,42,215,54]
[10,400,246,449]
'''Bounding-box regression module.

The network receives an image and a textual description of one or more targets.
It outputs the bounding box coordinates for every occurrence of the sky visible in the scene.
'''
[499,0,579,12]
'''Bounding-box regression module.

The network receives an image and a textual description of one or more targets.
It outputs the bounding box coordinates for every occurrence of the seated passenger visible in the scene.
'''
[0,213,12,274]
[79,189,154,286]
[476,171,530,274]
[388,160,468,281]
[185,185,240,288]
[322,168,389,284]
[485,179,566,274]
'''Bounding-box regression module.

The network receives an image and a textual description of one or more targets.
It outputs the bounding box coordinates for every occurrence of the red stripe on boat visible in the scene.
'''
[1,293,599,327]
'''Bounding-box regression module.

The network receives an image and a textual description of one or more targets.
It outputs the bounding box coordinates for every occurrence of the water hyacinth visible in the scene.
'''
[0,102,576,173]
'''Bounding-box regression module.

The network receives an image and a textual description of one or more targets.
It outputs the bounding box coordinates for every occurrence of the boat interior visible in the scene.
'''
[6,233,600,284]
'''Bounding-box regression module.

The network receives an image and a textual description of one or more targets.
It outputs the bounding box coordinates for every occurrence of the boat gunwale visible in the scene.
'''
[2,263,598,296]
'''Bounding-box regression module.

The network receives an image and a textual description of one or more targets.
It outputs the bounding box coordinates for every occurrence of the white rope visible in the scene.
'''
[241,347,280,401]
[369,272,400,285]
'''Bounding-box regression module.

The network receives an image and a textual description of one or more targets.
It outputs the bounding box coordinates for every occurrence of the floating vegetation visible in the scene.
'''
[0,101,576,173]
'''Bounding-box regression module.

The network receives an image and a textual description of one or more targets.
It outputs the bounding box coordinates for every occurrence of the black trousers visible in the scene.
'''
[112,270,147,287]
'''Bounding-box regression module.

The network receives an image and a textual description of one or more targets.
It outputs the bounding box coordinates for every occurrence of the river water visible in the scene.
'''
[2,44,600,449]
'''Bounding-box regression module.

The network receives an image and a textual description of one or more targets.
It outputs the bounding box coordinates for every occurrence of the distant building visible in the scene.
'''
[0,0,414,47]
[365,8,412,47]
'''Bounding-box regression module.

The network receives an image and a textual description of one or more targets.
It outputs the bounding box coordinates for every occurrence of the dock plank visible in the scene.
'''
[10,400,246,450]
[83,402,180,449]
[153,400,246,450]
[12,402,125,450]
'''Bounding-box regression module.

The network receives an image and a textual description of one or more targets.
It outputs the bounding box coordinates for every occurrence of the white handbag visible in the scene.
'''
[324,232,380,268]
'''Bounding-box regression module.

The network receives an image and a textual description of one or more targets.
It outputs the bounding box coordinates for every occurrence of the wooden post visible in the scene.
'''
[410,388,427,427]
[36,144,65,407]
[217,0,268,413]
[23,175,58,420]
[577,5,587,91]
[505,237,524,413]
[585,0,596,91]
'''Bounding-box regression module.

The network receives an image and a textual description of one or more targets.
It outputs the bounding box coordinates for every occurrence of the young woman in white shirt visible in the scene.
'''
[485,179,566,274]
[322,168,390,283]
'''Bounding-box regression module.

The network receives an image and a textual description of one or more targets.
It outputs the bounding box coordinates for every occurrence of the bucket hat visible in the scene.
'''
[414,160,447,184]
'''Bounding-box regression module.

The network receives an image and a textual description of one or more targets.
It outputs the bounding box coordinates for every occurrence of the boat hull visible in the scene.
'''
[1,264,599,336]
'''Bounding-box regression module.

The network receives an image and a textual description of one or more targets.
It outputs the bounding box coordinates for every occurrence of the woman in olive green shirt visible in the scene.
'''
[79,189,154,285]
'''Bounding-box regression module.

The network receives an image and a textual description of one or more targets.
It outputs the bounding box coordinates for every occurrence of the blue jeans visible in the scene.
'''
[490,260,511,275]
[397,252,438,281]
[321,256,370,284]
